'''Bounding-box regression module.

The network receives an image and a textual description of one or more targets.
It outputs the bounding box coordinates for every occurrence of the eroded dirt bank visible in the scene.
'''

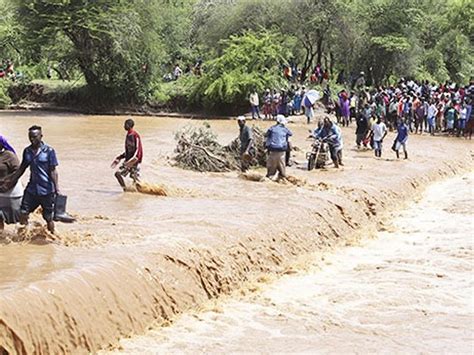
[0,111,472,354]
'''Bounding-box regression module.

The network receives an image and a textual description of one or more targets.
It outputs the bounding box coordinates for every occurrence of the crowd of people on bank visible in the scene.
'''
[248,86,310,120]
[243,75,473,176]
[248,76,474,140]
[332,77,474,138]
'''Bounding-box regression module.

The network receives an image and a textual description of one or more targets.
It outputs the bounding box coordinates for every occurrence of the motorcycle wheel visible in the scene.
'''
[308,154,316,171]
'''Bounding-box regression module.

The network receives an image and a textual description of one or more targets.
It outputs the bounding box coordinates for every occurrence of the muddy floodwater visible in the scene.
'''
[112,173,473,354]
[0,111,472,353]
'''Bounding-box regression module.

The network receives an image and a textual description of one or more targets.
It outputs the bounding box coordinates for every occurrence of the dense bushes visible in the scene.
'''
[153,31,289,114]
[0,80,11,108]
[0,0,471,113]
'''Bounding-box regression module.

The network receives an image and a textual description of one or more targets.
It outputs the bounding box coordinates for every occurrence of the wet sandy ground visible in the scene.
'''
[111,173,473,354]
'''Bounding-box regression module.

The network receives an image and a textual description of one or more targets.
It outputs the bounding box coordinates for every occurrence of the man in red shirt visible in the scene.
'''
[111,118,143,190]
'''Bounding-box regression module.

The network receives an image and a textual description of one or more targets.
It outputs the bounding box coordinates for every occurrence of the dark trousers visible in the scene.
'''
[20,190,55,222]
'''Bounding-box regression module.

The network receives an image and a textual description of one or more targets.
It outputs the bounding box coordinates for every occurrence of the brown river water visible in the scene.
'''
[111,173,474,354]
[0,111,472,353]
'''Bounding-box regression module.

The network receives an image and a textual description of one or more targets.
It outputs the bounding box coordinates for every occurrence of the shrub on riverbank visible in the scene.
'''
[0,81,11,108]
[189,31,289,114]
[150,31,290,115]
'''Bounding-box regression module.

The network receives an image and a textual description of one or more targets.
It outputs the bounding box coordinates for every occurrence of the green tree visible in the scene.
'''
[0,0,22,63]
[15,0,161,103]
[191,30,289,113]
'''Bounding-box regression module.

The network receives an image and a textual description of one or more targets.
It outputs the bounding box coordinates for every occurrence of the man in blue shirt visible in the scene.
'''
[265,115,292,180]
[394,119,409,160]
[6,125,59,233]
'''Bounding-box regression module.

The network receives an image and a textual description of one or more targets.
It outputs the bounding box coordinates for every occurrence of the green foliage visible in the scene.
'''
[0,0,22,63]
[151,84,171,106]
[150,75,201,111]
[0,80,12,108]
[190,30,289,112]
[370,36,411,52]
[0,0,472,111]
[15,0,162,103]
[436,31,473,83]
[417,49,449,83]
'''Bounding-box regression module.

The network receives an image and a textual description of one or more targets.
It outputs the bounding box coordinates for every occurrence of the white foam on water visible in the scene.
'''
[110,173,474,354]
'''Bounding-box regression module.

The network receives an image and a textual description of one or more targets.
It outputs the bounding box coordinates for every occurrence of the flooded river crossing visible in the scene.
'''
[0,111,472,353]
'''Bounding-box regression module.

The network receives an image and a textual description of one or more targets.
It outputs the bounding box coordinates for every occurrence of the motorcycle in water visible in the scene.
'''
[306,137,329,170]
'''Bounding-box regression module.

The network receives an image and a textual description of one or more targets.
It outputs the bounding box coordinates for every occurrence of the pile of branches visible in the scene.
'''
[174,123,267,172]
[174,123,239,172]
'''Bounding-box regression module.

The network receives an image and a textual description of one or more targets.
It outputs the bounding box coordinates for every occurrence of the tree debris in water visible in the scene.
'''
[174,123,237,172]
[174,123,266,172]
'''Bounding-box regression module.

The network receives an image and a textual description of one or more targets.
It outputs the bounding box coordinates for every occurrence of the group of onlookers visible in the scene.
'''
[0,59,22,81]
[163,60,203,82]
[250,75,474,139]
[249,86,309,120]
[246,76,473,170]
[331,77,473,160]
[333,77,474,138]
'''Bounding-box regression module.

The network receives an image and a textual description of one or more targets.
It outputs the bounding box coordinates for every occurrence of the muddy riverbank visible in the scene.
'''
[0,111,472,353]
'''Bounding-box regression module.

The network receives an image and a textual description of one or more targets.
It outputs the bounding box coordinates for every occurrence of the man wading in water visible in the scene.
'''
[265,114,292,180]
[111,118,143,190]
[237,116,254,172]
[1,126,59,233]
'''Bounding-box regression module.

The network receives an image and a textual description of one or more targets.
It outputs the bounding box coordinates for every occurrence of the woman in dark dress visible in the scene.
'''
[0,136,22,231]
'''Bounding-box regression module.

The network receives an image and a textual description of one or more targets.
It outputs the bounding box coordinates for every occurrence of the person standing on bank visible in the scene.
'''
[111,118,143,190]
[355,111,369,149]
[0,135,23,232]
[237,116,254,172]
[265,115,292,180]
[372,117,388,158]
[2,126,59,233]
[394,119,409,159]
[249,88,261,120]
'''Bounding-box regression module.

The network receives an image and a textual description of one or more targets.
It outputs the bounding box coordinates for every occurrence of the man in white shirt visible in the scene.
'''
[249,89,261,120]
[372,117,387,158]
[427,100,438,135]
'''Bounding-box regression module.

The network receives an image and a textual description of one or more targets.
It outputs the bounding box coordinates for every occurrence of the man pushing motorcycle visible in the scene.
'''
[316,117,344,168]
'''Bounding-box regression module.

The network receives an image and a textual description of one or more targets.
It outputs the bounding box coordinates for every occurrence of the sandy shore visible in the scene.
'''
[0,111,472,353]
